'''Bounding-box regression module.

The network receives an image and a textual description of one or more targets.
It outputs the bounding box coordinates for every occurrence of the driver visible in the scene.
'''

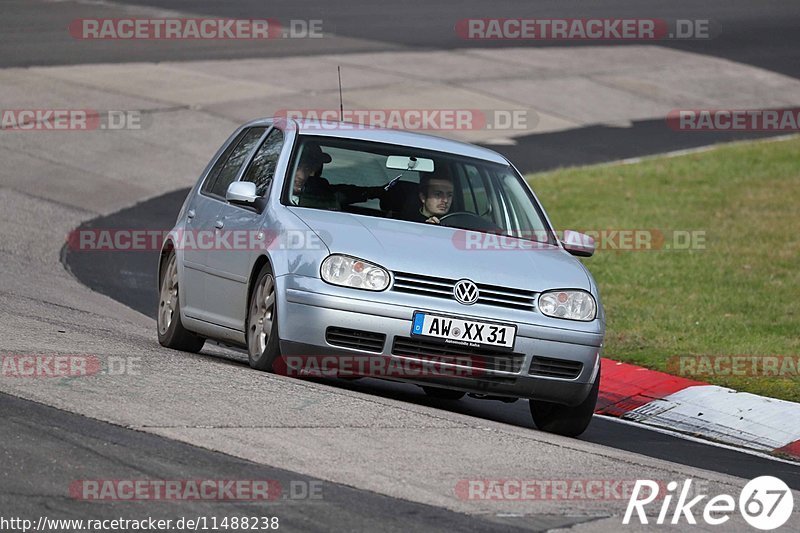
[415,166,454,224]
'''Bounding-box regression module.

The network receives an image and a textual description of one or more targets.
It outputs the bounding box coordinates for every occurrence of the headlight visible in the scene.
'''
[538,290,596,321]
[320,254,389,291]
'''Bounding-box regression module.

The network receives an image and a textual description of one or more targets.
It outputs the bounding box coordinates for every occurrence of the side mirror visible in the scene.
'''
[561,230,595,257]
[226,181,258,205]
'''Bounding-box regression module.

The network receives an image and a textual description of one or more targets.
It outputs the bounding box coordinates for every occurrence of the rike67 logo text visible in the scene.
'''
[624,477,794,530]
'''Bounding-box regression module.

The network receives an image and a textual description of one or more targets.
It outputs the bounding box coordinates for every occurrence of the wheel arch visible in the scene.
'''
[246,254,275,322]
[158,238,176,287]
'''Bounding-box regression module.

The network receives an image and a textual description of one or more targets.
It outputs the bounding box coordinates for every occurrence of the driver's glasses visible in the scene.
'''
[430,190,453,201]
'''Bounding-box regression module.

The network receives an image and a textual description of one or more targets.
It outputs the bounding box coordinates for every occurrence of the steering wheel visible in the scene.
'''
[438,211,499,232]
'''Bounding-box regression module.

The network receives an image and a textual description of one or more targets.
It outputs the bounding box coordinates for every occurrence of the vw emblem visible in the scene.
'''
[453,279,479,305]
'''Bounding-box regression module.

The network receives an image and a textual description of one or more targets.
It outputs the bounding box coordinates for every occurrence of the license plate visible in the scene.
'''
[411,312,516,351]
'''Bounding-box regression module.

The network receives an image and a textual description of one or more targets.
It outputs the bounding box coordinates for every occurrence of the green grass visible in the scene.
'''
[528,137,800,402]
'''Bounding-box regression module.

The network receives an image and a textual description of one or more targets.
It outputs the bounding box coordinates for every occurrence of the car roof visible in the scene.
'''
[243,117,510,165]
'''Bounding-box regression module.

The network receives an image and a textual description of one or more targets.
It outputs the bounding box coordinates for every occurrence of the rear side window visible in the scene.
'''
[201,130,247,195]
[203,127,266,197]
[242,128,284,197]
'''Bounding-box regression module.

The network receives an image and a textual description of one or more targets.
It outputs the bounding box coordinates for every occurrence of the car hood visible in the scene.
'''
[292,209,591,292]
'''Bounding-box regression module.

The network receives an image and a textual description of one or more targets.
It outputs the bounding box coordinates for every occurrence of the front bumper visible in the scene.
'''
[278,275,603,406]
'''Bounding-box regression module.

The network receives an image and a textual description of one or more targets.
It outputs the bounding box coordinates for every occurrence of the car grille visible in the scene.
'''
[528,356,583,379]
[325,327,385,353]
[391,271,537,311]
[391,337,525,373]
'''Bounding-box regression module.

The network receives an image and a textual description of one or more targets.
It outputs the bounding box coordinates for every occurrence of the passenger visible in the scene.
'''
[291,143,385,209]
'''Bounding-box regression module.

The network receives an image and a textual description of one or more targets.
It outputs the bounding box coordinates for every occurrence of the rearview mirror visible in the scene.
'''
[561,230,595,257]
[386,155,435,172]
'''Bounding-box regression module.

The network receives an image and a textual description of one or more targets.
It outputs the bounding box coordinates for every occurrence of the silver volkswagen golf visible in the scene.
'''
[158,118,605,437]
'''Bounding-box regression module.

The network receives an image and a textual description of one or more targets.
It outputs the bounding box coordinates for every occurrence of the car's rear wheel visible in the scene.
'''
[157,252,205,353]
[529,365,600,437]
[421,386,466,400]
[247,264,281,371]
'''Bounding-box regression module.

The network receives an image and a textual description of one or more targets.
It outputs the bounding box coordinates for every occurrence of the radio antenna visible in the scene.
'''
[337,66,344,122]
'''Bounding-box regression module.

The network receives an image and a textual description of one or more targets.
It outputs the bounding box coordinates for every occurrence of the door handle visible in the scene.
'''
[186,209,195,220]
[215,220,224,230]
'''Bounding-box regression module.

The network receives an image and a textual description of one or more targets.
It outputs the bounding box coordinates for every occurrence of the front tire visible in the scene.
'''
[247,264,281,371]
[530,365,600,437]
[157,252,205,353]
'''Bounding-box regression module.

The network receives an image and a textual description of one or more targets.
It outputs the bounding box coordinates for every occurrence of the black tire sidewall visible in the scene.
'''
[530,364,600,437]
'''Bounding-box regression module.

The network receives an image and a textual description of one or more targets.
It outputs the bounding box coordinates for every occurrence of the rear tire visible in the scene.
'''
[529,365,600,437]
[157,252,205,353]
[247,264,281,371]
[421,386,466,400]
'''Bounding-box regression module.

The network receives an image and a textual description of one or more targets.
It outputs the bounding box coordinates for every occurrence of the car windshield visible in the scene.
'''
[284,135,553,243]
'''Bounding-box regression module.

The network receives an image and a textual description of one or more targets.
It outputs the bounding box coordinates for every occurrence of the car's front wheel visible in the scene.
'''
[529,365,600,437]
[157,252,205,353]
[247,264,281,371]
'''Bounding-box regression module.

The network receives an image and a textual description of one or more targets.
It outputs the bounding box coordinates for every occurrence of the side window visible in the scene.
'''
[242,128,284,197]
[205,127,267,197]
[201,129,248,195]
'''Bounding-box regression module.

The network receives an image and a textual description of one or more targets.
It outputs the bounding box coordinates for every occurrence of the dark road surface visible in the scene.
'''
[1,392,583,532]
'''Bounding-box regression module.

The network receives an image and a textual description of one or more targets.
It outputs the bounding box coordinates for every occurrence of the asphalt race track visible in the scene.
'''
[5,0,799,79]
[2,392,576,532]
[2,1,800,531]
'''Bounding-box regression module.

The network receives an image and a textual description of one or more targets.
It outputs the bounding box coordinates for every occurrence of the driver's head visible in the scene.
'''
[419,165,454,217]
[294,142,330,194]
[293,160,315,194]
